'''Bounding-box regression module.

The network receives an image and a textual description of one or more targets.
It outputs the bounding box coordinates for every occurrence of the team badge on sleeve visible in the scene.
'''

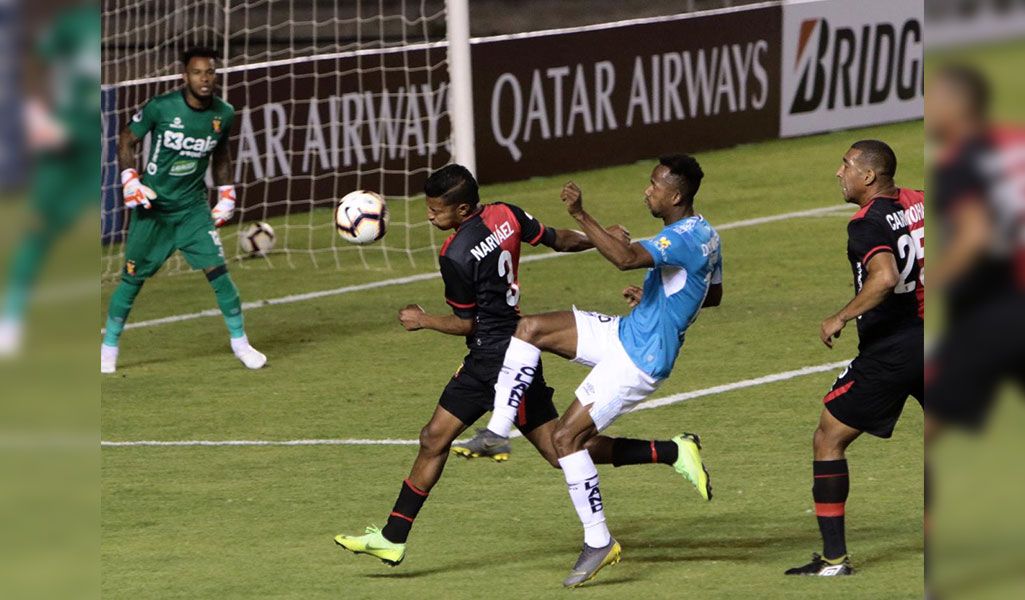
[656,236,672,250]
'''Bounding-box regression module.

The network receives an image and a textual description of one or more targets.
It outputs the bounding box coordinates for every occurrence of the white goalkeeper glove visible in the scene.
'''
[212,185,236,227]
[121,168,155,209]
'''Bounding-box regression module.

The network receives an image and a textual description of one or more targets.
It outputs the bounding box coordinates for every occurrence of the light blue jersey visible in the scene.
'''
[618,215,722,379]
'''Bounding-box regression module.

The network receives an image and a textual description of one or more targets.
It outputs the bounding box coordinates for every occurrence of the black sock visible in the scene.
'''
[611,438,678,466]
[381,479,429,543]
[813,459,849,560]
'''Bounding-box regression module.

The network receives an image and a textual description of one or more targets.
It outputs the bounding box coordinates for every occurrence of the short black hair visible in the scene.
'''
[658,154,704,203]
[181,46,218,67]
[850,139,897,179]
[935,64,990,120]
[424,164,480,207]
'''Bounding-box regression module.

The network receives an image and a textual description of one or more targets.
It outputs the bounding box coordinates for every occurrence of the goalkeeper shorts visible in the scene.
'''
[122,205,225,279]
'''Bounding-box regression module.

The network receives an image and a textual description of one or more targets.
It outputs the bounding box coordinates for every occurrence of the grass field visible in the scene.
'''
[101,120,924,599]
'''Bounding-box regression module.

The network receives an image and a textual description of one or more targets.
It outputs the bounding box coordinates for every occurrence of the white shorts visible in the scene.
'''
[571,307,661,432]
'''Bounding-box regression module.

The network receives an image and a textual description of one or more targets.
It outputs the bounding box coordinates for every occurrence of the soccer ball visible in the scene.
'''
[335,190,389,245]
[239,221,276,257]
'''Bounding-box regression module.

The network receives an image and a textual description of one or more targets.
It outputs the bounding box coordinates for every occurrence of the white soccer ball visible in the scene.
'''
[239,221,276,257]
[335,190,389,245]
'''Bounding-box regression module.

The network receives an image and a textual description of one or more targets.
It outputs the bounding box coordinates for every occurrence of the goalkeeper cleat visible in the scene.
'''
[672,433,712,501]
[100,343,119,374]
[785,553,854,576]
[334,526,406,566]
[230,336,266,370]
[563,538,621,588]
[451,428,511,461]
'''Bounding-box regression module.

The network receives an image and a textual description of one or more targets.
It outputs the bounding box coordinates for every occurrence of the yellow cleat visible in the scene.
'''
[672,433,712,501]
[451,428,511,462]
[334,526,406,566]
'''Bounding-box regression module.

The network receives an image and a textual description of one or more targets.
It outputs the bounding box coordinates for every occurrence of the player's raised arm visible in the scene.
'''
[560,182,653,270]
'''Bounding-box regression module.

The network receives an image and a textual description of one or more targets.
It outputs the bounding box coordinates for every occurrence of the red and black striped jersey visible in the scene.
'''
[439,202,556,351]
[847,189,924,348]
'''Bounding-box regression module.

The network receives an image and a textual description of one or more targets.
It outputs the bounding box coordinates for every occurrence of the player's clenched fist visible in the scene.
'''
[212,185,237,227]
[561,181,583,217]
[121,168,156,209]
[622,285,643,308]
[398,304,426,331]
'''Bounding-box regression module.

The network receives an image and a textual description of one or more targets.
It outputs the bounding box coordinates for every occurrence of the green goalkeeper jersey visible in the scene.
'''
[128,90,235,213]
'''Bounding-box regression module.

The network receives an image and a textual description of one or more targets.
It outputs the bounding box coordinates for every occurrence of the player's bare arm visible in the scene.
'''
[398,304,475,336]
[820,252,900,348]
[932,198,989,289]
[211,125,233,186]
[561,182,653,271]
[117,125,142,171]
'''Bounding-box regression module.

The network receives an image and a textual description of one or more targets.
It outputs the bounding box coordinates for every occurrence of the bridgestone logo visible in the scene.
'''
[789,17,922,114]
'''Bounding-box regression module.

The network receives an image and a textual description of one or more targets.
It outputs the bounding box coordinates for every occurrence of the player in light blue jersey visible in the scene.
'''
[467,155,722,587]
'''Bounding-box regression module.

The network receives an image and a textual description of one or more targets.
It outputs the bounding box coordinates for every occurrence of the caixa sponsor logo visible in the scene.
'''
[162,130,218,157]
[789,17,922,114]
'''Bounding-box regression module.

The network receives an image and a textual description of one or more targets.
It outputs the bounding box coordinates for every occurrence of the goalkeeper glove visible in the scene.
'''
[212,185,236,227]
[121,168,155,209]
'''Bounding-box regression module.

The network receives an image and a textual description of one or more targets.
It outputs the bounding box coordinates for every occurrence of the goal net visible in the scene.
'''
[101,0,453,280]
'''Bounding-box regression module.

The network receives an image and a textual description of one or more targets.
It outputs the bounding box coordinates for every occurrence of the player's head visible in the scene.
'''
[837,140,896,203]
[926,64,990,146]
[424,164,480,230]
[181,46,219,101]
[645,154,703,218]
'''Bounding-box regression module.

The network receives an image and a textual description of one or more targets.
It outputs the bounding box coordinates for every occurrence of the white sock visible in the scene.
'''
[487,337,541,437]
[559,450,611,548]
[230,335,250,354]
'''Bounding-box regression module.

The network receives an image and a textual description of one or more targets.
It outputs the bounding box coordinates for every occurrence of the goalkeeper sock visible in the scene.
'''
[381,479,429,544]
[487,337,542,437]
[610,438,678,466]
[103,275,144,347]
[206,265,245,339]
[3,227,57,321]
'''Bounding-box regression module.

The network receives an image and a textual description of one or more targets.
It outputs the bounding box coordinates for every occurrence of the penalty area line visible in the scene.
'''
[106,204,851,334]
[100,358,849,448]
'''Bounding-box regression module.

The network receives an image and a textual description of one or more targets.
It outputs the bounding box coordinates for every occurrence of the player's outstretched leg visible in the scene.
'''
[336,406,466,566]
[786,408,860,576]
[461,312,577,461]
[101,274,145,373]
[204,265,265,369]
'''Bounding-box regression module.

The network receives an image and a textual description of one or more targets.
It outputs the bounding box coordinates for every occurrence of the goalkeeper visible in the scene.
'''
[100,46,265,373]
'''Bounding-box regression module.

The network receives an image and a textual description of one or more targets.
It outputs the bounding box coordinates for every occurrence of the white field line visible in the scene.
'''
[99,358,849,448]
[107,204,850,333]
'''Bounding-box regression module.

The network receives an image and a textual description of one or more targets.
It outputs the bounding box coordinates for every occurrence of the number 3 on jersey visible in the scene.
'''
[497,250,520,307]
[895,228,924,294]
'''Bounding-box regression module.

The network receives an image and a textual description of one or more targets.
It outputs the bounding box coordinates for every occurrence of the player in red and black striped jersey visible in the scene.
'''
[786,140,924,577]
[334,165,700,567]
[925,65,1025,434]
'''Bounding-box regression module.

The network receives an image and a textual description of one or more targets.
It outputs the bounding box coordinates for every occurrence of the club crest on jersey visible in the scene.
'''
[170,117,184,129]
[212,117,222,133]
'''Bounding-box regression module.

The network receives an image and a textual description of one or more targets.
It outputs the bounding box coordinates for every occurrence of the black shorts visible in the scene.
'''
[927,293,1025,430]
[438,350,558,435]
[823,325,923,438]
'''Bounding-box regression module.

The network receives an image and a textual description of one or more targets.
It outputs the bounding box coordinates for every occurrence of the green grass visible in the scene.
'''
[102,120,924,598]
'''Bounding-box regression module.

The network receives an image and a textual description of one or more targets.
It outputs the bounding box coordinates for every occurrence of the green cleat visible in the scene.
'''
[334,526,406,566]
[672,433,712,501]
[451,428,511,462]
[563,538,622,588]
